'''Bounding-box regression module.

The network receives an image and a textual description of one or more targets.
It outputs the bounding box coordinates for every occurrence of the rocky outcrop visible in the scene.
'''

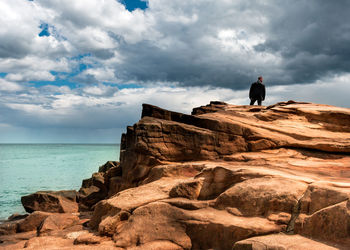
[78,161,121,211]
[85,101,349,249]
[1,101,349,249]
[21,190,78,213]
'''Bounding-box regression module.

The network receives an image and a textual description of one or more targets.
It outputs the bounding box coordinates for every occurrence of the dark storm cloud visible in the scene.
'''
[114,41,252,89]
[1,0,350,144]
[254,0,350,85]
[4,0,350,89]
[104,0,350,89]
[0,36,31,59]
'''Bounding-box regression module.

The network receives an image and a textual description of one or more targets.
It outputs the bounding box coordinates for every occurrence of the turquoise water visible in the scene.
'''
[0,144,120,220]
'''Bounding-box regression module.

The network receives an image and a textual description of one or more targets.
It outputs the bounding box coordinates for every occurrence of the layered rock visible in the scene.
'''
[88,101,350,249]
[78,161,121,211]
[1,101,350,249]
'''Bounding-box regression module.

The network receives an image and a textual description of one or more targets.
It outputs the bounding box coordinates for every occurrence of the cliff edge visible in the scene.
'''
[1,101,350,249]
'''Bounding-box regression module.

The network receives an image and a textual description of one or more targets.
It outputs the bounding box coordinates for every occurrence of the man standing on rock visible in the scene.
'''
[249,76,266,105]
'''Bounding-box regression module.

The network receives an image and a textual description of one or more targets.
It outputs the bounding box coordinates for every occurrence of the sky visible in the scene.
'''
[0,0,350,143]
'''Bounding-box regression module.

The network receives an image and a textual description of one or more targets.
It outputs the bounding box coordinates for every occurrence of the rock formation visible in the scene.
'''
[1,101,349,249]
[21,190,78,213]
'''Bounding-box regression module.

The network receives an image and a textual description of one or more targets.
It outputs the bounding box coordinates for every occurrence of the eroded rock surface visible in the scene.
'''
[1,101,349,249]
[21,190,78,213]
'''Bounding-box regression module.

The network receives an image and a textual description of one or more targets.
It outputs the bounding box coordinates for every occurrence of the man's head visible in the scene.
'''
[258,76,263,82]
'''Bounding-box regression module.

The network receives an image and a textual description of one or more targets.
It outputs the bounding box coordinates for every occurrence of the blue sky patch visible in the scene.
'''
[38,23,50,37]
[120,0,148,12]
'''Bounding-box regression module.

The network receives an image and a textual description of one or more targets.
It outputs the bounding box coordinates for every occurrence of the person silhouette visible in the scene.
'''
[249,76,266,105]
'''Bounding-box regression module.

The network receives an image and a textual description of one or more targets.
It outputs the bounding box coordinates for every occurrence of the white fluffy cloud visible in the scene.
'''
[2,0,350,87]
[0,0,349,143]
[0,79,23,92]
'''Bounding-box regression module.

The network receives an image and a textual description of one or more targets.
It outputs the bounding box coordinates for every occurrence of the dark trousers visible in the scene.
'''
[250,98,262,105]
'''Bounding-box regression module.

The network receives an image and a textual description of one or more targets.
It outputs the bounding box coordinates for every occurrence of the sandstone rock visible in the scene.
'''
[21,190,78,213]
[163,198,212,210]
[38,213,80,236]
[299,182,350,215]
[121,102,350,184]
[23,236,73,249]
[214,177,308,217]
[0,240,27,249]
[0,221,18,235]
[295,199,350,246]
[7,213,28,221]
[98,161,120,173]
[5,101,350,249]
[191,101,228,115]
[267,212,291,225]
[17,211,51,232]
[127,240,183,250]
[233,234,339,250]
[169,178,203,200]
[183,207,284,249]
[78,161,122,210]
[73,232,102,245]
[78,172,107,210]
[113,202,192,249]
[196,166,242,200]
[142,163,205,184]
[65,230,89,240]
[90,178,182,231]
[22,235,116,249]
[107,176,125,197]
[0,231,36,247]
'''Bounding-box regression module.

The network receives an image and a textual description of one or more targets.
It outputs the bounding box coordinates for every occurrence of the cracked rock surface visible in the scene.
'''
[1,101,349,249]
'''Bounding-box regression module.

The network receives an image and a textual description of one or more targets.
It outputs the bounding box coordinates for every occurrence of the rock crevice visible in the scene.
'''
[1,101,349,249]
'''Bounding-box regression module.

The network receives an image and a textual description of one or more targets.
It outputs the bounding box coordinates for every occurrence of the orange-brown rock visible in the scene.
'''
[2,101,350,249]
[21,190,78,213]
[38,213,80,236]
[233,234,340,249]
[78,161,121,211]
[18,211,52,232]
[73,232,103,245]
[96,101,349,249]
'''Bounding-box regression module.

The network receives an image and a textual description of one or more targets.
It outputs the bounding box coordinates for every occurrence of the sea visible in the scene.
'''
[0,144,120,221]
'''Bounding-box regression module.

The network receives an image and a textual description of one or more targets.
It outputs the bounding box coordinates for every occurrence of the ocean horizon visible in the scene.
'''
[0,143,120,220]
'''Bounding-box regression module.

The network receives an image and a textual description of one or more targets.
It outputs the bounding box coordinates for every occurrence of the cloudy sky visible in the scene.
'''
[0,0,349,143]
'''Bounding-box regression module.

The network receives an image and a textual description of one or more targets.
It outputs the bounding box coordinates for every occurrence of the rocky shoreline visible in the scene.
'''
[1,101,350,249]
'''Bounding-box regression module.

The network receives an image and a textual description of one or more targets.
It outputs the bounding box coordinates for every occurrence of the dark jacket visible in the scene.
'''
[249,81,266,100]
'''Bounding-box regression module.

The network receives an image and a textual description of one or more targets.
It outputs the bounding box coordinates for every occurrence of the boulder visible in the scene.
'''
[17,211,51,232]
[78,172,107,210]
[38,213,80,236]
[169,178,203,200]
[78,161,122,210]
[295,199,350,246]
[299,182,350,215]
[113,202,192,249]
[90,178,182,231]
[23,236,72,249]
[183,207,283,250]
[214,177,308,217]
[21,190,78,213]
[98,161,120,173]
